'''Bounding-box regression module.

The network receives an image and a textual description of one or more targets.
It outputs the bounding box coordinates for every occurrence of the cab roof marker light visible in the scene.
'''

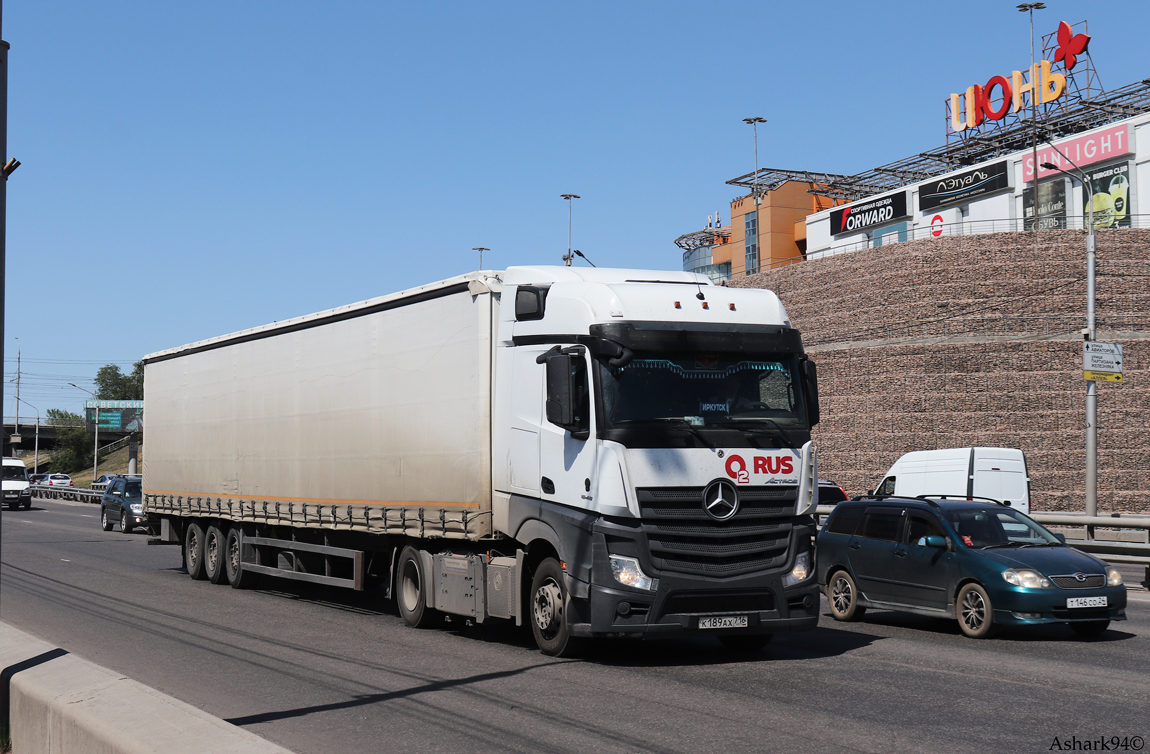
[729,303,736,311]
[674,301,681,309]
[701,301,709,310]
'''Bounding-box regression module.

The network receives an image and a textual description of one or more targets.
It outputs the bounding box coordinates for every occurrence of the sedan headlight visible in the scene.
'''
[130,504,143,513]
[1002,569,1051,588]
[609,555,658,591]
[1106,567,1124,587]
[783,551,812,586]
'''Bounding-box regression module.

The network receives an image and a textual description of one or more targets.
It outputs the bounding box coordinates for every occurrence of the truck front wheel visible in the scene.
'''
[396,546,440,628]
[530,558,584,657]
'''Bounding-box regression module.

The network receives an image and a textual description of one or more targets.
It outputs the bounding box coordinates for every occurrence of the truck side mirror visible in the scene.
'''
[801,358,820,427]
[539,347,590,440]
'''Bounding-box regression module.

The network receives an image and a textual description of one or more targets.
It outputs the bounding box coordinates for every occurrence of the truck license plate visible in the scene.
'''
[1066,596,1107,609]
[698,615,749,629]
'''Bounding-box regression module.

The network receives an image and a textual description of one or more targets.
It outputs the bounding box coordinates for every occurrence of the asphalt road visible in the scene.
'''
[2,497,1148,754]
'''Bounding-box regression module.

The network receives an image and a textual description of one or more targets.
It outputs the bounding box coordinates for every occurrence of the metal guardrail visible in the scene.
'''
[31,485,103,504]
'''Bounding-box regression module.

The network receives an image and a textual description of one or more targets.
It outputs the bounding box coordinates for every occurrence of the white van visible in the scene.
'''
[3,457,32,510]
[873,447,1031,514]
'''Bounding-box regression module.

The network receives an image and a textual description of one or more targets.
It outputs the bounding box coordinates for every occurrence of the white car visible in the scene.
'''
[43,473,74,487]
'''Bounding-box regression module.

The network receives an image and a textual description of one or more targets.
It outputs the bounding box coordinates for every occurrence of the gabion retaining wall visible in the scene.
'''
[728,229,1150,513]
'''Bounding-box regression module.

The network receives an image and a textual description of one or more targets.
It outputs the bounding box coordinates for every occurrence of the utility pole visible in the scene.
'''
[560,194,579,266]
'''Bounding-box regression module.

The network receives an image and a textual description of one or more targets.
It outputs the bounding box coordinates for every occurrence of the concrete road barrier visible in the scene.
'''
[1,622,294,754]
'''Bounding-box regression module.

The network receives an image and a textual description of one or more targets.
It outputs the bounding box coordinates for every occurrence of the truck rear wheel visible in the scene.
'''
[530,558,584,657]
[205,525,228,584]
[396,546,440,628]
[225,527,260,589]
[185,522,207,580]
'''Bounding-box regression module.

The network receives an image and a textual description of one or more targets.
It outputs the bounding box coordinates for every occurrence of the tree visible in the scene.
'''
[94,361,143,400]
[45,409,92,473]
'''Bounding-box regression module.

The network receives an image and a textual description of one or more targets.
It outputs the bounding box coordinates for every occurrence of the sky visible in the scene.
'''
[3,0,1148,420]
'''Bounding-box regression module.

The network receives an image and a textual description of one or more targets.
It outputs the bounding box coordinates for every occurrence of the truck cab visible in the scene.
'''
[492,267,821,653]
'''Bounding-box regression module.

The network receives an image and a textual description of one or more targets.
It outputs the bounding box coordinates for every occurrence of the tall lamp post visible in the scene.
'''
[69,383,99,483]
[472,246,489,271]
[1041,159,1097,526]
[560,194,579,266]
[1018,3,1046,234]
[742,117,766,206]
[15,395,37,472]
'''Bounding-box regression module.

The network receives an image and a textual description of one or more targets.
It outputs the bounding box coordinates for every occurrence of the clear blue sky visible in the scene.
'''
[4,0,1147,419]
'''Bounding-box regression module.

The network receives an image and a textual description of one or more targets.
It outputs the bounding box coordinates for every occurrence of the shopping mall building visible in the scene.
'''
[675,21,1150,512]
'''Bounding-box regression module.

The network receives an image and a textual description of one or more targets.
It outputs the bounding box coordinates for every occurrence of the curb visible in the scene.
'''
[1,622,294,754]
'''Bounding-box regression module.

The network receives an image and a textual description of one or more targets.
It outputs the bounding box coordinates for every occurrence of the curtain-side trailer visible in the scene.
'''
[145,266,822,655]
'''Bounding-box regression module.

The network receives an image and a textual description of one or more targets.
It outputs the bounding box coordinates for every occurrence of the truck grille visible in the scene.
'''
[1050,574,1106,589]
[637,486,797,577]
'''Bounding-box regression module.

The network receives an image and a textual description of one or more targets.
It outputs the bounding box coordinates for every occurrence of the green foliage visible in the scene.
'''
[94,361,143,400]
[47,413,93,473]
[45,408,83,426]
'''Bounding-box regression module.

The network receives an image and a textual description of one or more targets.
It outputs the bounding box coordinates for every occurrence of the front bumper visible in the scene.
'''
[569,517,820,638]
[991,585,1128,625]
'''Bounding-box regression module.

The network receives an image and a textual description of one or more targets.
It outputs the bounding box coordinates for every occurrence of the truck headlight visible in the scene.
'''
[609,555,657,591]
[782,551,812,586]
[130,504,143,513]
[1002,569,1051,588]
[1106,567,1123,587]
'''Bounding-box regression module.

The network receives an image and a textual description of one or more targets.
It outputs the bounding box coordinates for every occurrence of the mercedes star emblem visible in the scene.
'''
[702,480,740,521]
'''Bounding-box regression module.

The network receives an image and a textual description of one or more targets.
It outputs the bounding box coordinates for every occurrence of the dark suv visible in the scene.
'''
[100,477,150,533]
[817,496,1127,638]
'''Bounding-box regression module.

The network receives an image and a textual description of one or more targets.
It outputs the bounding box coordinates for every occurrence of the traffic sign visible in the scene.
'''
[1084,371,1123,382]
[1083,341,1123,377]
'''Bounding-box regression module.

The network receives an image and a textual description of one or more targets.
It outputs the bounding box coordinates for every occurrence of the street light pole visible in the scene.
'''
[472,247,489,271]
[560,194,579,266]
[69,382,99,483]
[1041,158,1097,527]
[16,395,36,472]
[1018,3,1046,234]
[742,117,766,206]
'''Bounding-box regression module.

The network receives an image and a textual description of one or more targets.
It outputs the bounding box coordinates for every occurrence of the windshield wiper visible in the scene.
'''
[614,417,714,448]
[1017,541,1061,548]
[981,542,1025,549]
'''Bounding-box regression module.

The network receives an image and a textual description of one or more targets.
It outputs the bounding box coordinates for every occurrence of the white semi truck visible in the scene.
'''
[144,266,822,655]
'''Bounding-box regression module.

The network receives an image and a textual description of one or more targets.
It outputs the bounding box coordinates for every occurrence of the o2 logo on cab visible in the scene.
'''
[724,454,794,484]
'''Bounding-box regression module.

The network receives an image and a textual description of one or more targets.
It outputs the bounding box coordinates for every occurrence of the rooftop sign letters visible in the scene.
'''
[948,21,1090,134]
[919,161,1011,211]
[830,193,908,236]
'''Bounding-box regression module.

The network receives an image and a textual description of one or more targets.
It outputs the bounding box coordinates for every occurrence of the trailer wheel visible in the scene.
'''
[205,525,228,584]
[529,558,584,657]
[225,527,260,589]
[396,546,440,628]
[185,522,207,580]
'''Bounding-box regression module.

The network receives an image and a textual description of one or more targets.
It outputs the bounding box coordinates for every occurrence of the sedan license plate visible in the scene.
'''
[1066,596,1107,609]
[698,615,749,629]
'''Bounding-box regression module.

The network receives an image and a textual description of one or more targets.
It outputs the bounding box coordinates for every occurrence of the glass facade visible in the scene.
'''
[744,211,759,274]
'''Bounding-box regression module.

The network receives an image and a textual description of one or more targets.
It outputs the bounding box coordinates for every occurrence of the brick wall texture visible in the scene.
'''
[726,229,1150,513]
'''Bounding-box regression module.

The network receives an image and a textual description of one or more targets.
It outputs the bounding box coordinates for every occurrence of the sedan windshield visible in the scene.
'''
[598,352,808,430]
[943,507,1060,548]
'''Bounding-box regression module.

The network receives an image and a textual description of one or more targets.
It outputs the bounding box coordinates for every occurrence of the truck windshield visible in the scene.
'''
[598,352,808,432]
